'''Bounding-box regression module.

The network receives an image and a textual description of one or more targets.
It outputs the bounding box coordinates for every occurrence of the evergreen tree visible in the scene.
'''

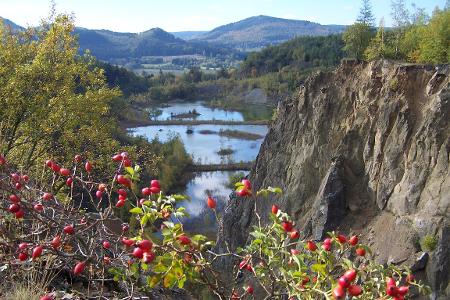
[357,0,376,26]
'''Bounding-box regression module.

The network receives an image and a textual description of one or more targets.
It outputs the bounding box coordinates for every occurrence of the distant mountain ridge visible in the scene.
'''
[74,27,231,61]
[1,15,347,60]
[171,31,208,40]
[194,15,346,49]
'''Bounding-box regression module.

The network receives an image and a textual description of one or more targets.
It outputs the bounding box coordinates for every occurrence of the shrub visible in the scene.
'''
[0,153,431,299]
[421,234,438,252]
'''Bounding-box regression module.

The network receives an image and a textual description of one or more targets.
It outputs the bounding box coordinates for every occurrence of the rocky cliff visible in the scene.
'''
[217,60,449,298]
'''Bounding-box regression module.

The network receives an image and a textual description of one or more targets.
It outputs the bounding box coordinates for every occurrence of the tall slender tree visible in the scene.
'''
[357,0,376,26]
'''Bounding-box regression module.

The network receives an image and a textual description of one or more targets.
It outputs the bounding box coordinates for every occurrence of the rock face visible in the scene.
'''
[217,60,449,298]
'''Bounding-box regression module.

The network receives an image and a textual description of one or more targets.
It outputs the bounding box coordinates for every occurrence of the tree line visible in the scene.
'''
[344,0,449,63]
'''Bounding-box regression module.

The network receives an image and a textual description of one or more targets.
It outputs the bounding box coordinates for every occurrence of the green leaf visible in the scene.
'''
[268,186,282,194]
[311,263,327,276]
[130,207,143,214]
[125,167,135,176]
[163,272,177,288]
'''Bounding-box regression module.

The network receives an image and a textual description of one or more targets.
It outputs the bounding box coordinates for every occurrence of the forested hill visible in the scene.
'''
[194,15,346,49]
[74,27,234,61]
[239,34,345,76]
[0,17,24,31]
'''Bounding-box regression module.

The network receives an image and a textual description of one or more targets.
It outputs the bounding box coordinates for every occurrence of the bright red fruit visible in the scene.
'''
[387,277,396,287]
[11,173,20,182]
[118,189,127,197]
[307,241,317,251]
[149,186,160,194]
[236,188,250,197]
[386,285,399,296]
[9,194,20,203]
[102,240,111,249]
[95,190,103,199]
[63,225,75,235]
[21,175,29,182]
[282,221,293,232]
[73,261,85,275]
[15,209,24,218]
[271,204,279,214]
[51,163,60,173]
[66,177,73,186]
[142,187,151,196]
[246,286,254,294]
[333,285,346,299]
[344,269,357,282]
[338,276,350,288]
[337,234,347,244]
[9,203,20,213]
[150,179,160,189]
[42,193,53,201]
[74,154,82,162]
[118,194,126,201]
[398,286,409,296]
[121,238,134,247]
[0,154,6,165]
[40,295,53,300]
[143,251,155,263]
[85,161,92,173]
[112,154,123,162]
[51,236,61,249]
[15,182,22,189]
[116,175,131,186]
[116,200,125,208]
[348,285,362,296]
[207,196,216,209]
[132,247,144,259]
[18,252,28,261]
[123,159,132,167]
[35,204,45,214]
[290,230,300,240]
[322,243,331,251]
[45,160,53,168]
[32,246,43,259]
[18,242,28,250]
[59,168,70,176]
[356,247,366,256]
[239,260,247,269]
[137,239,153,251]
[178,235,191,245]
[349,235,359,246]
[241,179,252,190]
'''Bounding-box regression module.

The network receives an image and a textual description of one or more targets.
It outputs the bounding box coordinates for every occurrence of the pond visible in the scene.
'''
[132,101,271,237]
[149,101,273,121]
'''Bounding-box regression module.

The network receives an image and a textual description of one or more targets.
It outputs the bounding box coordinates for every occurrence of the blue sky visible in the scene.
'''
[0,0,446,32]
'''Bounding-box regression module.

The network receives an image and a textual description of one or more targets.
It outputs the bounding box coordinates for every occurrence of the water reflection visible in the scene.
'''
[131,124,267,164]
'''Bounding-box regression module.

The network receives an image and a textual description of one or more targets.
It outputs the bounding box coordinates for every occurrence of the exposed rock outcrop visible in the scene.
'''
[217,60,449,298]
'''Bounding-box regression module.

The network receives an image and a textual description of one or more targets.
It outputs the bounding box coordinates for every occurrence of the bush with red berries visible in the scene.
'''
[0,153,431,299]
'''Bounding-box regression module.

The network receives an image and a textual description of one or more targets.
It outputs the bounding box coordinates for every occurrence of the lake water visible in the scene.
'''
[131,101,269,236]
[132,124,267,164]
[148,101,273,121]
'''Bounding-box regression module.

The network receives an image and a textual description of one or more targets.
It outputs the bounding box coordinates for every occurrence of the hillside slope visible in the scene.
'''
[195,15,346,49]
[218,60,450,298]
[75,27,231,61]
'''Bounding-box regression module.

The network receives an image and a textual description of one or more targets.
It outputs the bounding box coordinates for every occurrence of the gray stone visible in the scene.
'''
[217,60,450,297]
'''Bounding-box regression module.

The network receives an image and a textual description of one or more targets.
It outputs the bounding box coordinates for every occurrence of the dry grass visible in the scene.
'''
[1,256,60,300]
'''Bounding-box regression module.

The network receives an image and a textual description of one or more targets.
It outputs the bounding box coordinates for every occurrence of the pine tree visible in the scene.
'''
[357,0,376,26]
